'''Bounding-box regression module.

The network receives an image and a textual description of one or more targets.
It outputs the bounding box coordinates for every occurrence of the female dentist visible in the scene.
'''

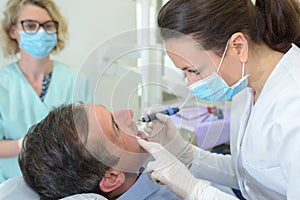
[137,0,300,199]
[0,0,92,183]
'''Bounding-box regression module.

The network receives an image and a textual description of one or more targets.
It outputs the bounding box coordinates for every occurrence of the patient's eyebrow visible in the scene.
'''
[181,66,189,71]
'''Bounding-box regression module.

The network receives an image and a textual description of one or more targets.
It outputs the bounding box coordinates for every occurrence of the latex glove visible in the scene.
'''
[144,112,197,166]
[137,137,210,200]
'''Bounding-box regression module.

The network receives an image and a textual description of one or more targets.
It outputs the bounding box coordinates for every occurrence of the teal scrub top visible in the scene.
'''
[0,61,92,183]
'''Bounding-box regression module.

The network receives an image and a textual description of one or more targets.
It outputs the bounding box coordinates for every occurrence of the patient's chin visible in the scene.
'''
[113,151,149,173]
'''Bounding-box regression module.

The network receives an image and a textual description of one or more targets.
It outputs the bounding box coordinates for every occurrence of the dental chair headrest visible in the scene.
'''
[0,176,107,200]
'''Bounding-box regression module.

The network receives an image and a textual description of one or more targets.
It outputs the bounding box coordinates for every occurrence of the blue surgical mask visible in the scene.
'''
[19,30,57,59]
[188,41,248,102]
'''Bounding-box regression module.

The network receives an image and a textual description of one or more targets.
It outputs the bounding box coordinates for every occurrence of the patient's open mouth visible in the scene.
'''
[137,131,148,141]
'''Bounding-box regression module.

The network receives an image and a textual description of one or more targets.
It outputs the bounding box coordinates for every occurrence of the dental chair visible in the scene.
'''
[0,176,107,200]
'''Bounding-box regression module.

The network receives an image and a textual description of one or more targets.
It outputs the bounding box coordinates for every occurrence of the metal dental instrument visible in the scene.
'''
[139,92,192,123]
[140,107,180,122]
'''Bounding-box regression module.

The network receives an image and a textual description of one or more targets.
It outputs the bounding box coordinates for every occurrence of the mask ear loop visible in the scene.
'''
[242,62,245,77]
[217,40,230,73]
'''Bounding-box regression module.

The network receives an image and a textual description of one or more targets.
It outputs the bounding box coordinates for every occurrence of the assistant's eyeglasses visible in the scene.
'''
[18,20,59,35]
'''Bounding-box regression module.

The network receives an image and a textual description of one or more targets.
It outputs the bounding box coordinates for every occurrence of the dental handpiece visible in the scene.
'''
[140,107,180,122]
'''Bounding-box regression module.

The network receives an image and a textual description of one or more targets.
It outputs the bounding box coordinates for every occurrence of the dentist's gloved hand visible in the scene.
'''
[137,137,210,200]
[144,112,197,166]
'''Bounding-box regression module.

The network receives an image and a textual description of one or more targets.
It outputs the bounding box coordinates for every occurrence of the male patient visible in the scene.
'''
[18,104,179,200]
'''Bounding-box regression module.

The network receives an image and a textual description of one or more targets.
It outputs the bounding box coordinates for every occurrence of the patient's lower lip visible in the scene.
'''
[137,131,148,141]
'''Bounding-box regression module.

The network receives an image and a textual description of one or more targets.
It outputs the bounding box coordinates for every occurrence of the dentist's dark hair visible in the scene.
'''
[158,0,300,54]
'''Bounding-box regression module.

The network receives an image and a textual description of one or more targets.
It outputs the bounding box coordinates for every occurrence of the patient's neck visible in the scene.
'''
[108,173,139,200]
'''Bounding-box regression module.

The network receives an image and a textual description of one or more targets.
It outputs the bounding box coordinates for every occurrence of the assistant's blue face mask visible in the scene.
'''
[19,30,57,59]
[188,41,248,102]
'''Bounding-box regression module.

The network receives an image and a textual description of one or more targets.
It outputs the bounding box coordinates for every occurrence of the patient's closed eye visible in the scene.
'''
[113,120,120,132]
[187,69,200,75]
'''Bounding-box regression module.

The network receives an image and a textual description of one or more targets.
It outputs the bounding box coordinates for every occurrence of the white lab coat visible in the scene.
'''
[190,44,300,199]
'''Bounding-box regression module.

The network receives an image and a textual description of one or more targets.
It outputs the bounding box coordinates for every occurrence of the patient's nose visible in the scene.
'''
[127,110,134,118]
[113,110,134,125]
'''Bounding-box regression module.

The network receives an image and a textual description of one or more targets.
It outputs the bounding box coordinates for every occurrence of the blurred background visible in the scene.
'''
[0,0,193,119]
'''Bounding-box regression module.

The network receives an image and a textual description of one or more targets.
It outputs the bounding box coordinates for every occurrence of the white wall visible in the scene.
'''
[0,0,137,69]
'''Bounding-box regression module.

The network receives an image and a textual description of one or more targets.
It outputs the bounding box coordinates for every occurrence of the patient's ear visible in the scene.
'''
[99,169,125,192]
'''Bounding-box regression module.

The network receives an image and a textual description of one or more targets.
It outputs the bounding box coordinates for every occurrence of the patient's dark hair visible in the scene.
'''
[19,104,119,200]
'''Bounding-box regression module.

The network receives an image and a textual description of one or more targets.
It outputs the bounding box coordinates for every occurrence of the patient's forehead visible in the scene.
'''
[84,105,115,143]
